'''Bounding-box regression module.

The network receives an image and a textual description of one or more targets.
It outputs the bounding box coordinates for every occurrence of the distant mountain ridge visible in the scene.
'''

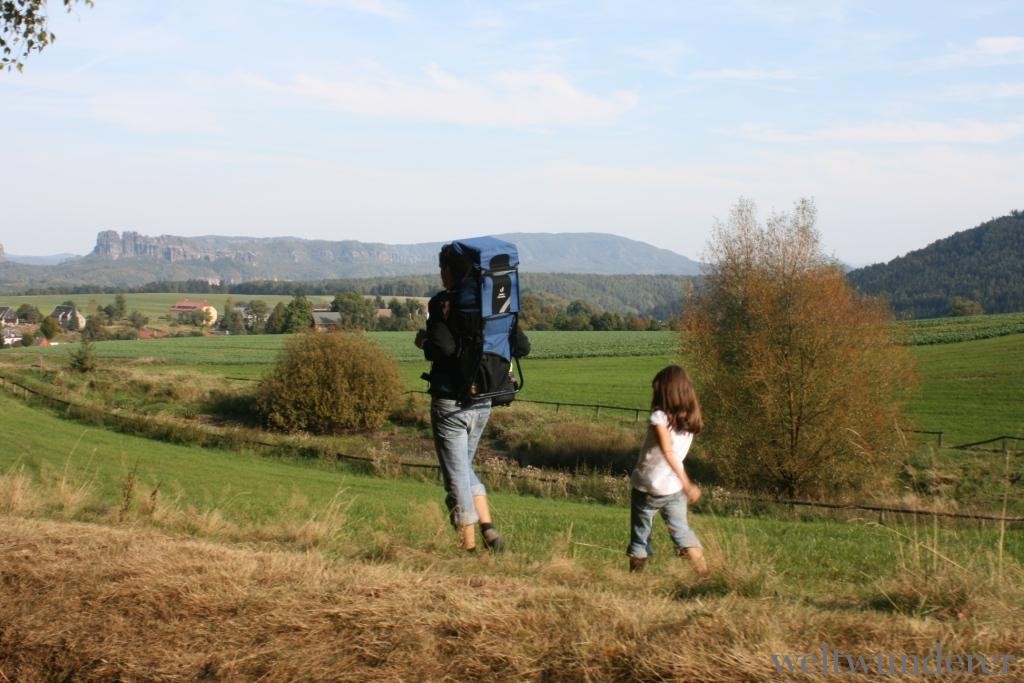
[3,253,79,266]
[88,230,701,277]
[0,231,701,292]
[848,211,1024,318]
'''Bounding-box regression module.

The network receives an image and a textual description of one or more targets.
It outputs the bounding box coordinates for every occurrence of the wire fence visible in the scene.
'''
[410,391,1022,453]
[2,374,1021,526]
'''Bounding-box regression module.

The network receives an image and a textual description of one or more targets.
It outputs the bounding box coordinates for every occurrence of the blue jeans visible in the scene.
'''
[627,488,702,559]
[431,397,492,528]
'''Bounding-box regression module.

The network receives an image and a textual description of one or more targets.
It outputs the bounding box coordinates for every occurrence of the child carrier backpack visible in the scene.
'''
[442,236,525,406]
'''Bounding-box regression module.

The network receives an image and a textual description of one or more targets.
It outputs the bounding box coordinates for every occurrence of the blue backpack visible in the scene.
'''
[443,236,524,405]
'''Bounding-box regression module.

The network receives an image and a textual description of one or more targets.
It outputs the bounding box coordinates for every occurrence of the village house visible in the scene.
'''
[232,305,257,328]
[49,305,86,330]
[170,300,218,326]
[311,311,342,332]
[1,327,23,346]
[0,306,18,326]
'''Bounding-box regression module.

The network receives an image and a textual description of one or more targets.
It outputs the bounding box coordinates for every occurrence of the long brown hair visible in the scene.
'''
[651,365,703,434]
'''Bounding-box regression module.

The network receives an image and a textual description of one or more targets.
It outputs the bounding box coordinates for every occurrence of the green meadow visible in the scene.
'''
[9,324,1023,444]
[1,391,1020,592]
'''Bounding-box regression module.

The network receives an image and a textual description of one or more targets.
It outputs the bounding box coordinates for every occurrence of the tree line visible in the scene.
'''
[216,291,670,334]
[14,273,692,321]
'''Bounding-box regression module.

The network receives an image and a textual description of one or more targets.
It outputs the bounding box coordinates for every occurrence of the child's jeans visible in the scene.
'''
[627,488,702,559]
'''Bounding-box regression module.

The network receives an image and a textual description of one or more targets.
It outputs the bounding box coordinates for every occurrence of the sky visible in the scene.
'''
[2,0,1023,266]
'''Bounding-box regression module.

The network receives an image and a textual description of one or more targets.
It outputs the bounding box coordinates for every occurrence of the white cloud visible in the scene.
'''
[292,0,407,20]
[735,119,1024,144]
[249,66,637,128]
[925,35,1024,69]
[90,93,221,134]
[976,36,1024,55]
[689,68,801,81]
[942,82,1024,101]
[467,10,508,30]
[619,40,690,76]
[719,0,854,25]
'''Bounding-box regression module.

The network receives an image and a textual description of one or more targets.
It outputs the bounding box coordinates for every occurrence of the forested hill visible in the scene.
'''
[847,211,1024,318]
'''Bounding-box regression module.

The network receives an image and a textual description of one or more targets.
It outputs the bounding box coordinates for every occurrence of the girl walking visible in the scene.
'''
[626,365,708,575]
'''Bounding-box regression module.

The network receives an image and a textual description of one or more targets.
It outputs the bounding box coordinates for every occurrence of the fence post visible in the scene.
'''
[937,432,943,448]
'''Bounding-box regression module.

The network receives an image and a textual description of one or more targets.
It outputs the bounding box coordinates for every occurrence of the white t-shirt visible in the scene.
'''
[629,409,694,496]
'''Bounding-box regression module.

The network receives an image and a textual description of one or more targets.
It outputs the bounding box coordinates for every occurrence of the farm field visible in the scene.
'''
[5,331,681,404]
[0,292,426,330]
[0,292,322,327]
[908,334,1024,445]
[900,311,1024,345]
[7,326,1022,444]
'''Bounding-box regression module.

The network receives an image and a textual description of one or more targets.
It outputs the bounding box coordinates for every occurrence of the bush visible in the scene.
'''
[69,341,98,373]
[255,331,402,433]
[39,316,60,340]
[685,198,917,497]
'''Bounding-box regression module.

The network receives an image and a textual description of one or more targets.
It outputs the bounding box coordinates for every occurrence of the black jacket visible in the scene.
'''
[422,290,530,400]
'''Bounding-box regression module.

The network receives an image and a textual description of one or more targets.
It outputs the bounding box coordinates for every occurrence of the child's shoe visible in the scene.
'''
[628,556,647,573]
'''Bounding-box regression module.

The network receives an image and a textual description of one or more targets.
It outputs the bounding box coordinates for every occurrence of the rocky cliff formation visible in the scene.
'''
[92,231,258,265]
[77,230,701,280]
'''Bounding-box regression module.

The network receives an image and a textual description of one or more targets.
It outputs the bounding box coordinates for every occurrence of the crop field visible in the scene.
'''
[900,312,1024,345]
[7,326,1023,442]
[909,334,1024,444]
[0,293,323,326]
[4,329,673,417]
[0,292,423,329]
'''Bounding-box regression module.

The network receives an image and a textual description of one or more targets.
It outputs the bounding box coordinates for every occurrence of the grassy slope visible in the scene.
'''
[1,392,1020,586]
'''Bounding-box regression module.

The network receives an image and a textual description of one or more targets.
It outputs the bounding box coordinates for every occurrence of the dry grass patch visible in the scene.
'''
[860,524,1024,623]
[672,526,781,600]
[0,466,38,516]
[2,516,1022,682]
[487,403,642,473]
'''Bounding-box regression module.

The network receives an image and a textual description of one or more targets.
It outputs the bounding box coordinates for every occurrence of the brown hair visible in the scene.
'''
[650,365,703,434]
